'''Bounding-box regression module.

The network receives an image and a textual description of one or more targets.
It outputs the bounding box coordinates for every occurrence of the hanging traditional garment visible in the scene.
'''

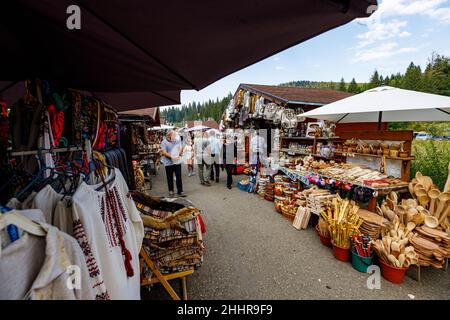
[71,168,143,299]
[47,104,65,147]
[0,209,95,300]
[249,94,257,114]
[236,89,244,106]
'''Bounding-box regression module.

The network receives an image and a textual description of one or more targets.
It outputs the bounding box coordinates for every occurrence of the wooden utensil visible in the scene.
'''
[404,222,416,237]
[417,195,430,208]
[414,184,426,194]
[415,172,423,183]
[422,176,433,192]
[438,202,450,227]
[424,215,439,229]
[428,189,440,216]
[408,183,415,197]
[386,209,397,222]
[398,254,406,267]
[415,189,428,198]
[434,193,450,218]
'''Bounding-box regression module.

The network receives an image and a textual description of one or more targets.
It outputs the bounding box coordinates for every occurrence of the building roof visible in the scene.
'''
[186,120,219,130]
[118,107,160,125]
[239,84,354,106]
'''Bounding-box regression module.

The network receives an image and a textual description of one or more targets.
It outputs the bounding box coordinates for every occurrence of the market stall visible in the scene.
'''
[240,86,450,285]
[0,81,205,300]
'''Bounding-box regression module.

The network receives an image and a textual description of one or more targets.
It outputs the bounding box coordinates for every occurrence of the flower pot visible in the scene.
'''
[351,251,374,273]
[332,244,350,262]
[379,259,408,284]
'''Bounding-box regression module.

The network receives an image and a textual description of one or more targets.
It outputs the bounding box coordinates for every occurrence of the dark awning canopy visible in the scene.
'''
[0,0,376,110]
[0,81,180,111]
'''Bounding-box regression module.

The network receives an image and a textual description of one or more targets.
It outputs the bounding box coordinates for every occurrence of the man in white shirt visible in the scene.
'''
[250,129,267,169]
[208,130,221,182]
[160,130,186,197]
[194,131,212,186]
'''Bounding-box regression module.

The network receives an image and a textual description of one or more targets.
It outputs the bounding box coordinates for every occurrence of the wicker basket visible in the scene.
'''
[274,201,283,213]
[282,206,297,221]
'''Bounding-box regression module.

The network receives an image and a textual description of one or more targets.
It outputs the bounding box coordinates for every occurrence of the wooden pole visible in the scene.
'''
[377,111,382,131]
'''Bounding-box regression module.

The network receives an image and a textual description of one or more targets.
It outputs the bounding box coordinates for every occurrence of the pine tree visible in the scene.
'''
[347,78,358,93]
[338,77,346,91]
[402,62,423,91]
[368,70,381,88]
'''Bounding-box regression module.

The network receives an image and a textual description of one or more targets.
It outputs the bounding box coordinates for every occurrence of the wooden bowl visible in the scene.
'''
[399,151,409,158]
[424,215,439,228]
[390,150,399,158]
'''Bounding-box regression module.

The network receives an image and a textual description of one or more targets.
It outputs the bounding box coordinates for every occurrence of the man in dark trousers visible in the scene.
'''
[160,130,187,197]
[222,133,237,189]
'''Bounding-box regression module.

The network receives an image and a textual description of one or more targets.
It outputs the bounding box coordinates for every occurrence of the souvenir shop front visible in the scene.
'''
[229,84,450,284]
[0,80,205,300]
[118,109,161,192]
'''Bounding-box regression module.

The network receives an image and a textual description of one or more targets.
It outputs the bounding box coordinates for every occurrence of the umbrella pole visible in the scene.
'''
[377,111,382,131]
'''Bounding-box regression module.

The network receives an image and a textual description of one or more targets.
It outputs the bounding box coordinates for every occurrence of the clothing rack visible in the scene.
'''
[9,146,84,157]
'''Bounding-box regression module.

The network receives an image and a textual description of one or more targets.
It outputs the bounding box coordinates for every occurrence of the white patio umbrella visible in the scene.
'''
[301,86,450,129]
[148,124,175,130]
[185,125,211,132]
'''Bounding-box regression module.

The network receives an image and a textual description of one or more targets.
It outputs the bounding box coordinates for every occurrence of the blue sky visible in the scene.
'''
[176,0,450,107]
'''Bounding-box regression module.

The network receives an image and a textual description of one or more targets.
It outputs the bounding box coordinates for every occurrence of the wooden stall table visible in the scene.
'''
[139,248,194,300]
[279,167,409,213]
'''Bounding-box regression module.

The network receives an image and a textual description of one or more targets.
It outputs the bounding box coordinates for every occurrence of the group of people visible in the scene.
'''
[159,129,238,197]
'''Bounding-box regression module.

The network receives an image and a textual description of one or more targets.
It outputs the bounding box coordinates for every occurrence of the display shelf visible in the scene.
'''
[312,154,340,160]
[280,148,312,156]
[335,151,415,161]
[281,136,341,140]
[279,166,409,192]
[281,148,343,161]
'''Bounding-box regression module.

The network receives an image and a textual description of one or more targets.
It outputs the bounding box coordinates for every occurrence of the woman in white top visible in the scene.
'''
[184,140,195,177]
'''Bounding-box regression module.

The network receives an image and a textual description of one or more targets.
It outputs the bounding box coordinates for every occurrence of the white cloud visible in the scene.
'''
[275,66,285,70]
[351,0,449,63]
[273,57,280,61]
[353,42,418,62]
[362,0,450,25]
[356,19,411,48]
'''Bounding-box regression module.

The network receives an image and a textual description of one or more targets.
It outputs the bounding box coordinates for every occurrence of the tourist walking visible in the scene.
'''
[160,130,187,197]
[223,134,237,189]
[184,140,195,177]
[194,131,212,186]
[250,129,267,170]
[208,130,221,183]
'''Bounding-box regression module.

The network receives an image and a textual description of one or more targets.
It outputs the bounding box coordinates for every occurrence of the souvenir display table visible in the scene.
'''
[279,166,409,212]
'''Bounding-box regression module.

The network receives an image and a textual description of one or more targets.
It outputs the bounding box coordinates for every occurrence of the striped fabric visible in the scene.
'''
[134,200,204,276]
